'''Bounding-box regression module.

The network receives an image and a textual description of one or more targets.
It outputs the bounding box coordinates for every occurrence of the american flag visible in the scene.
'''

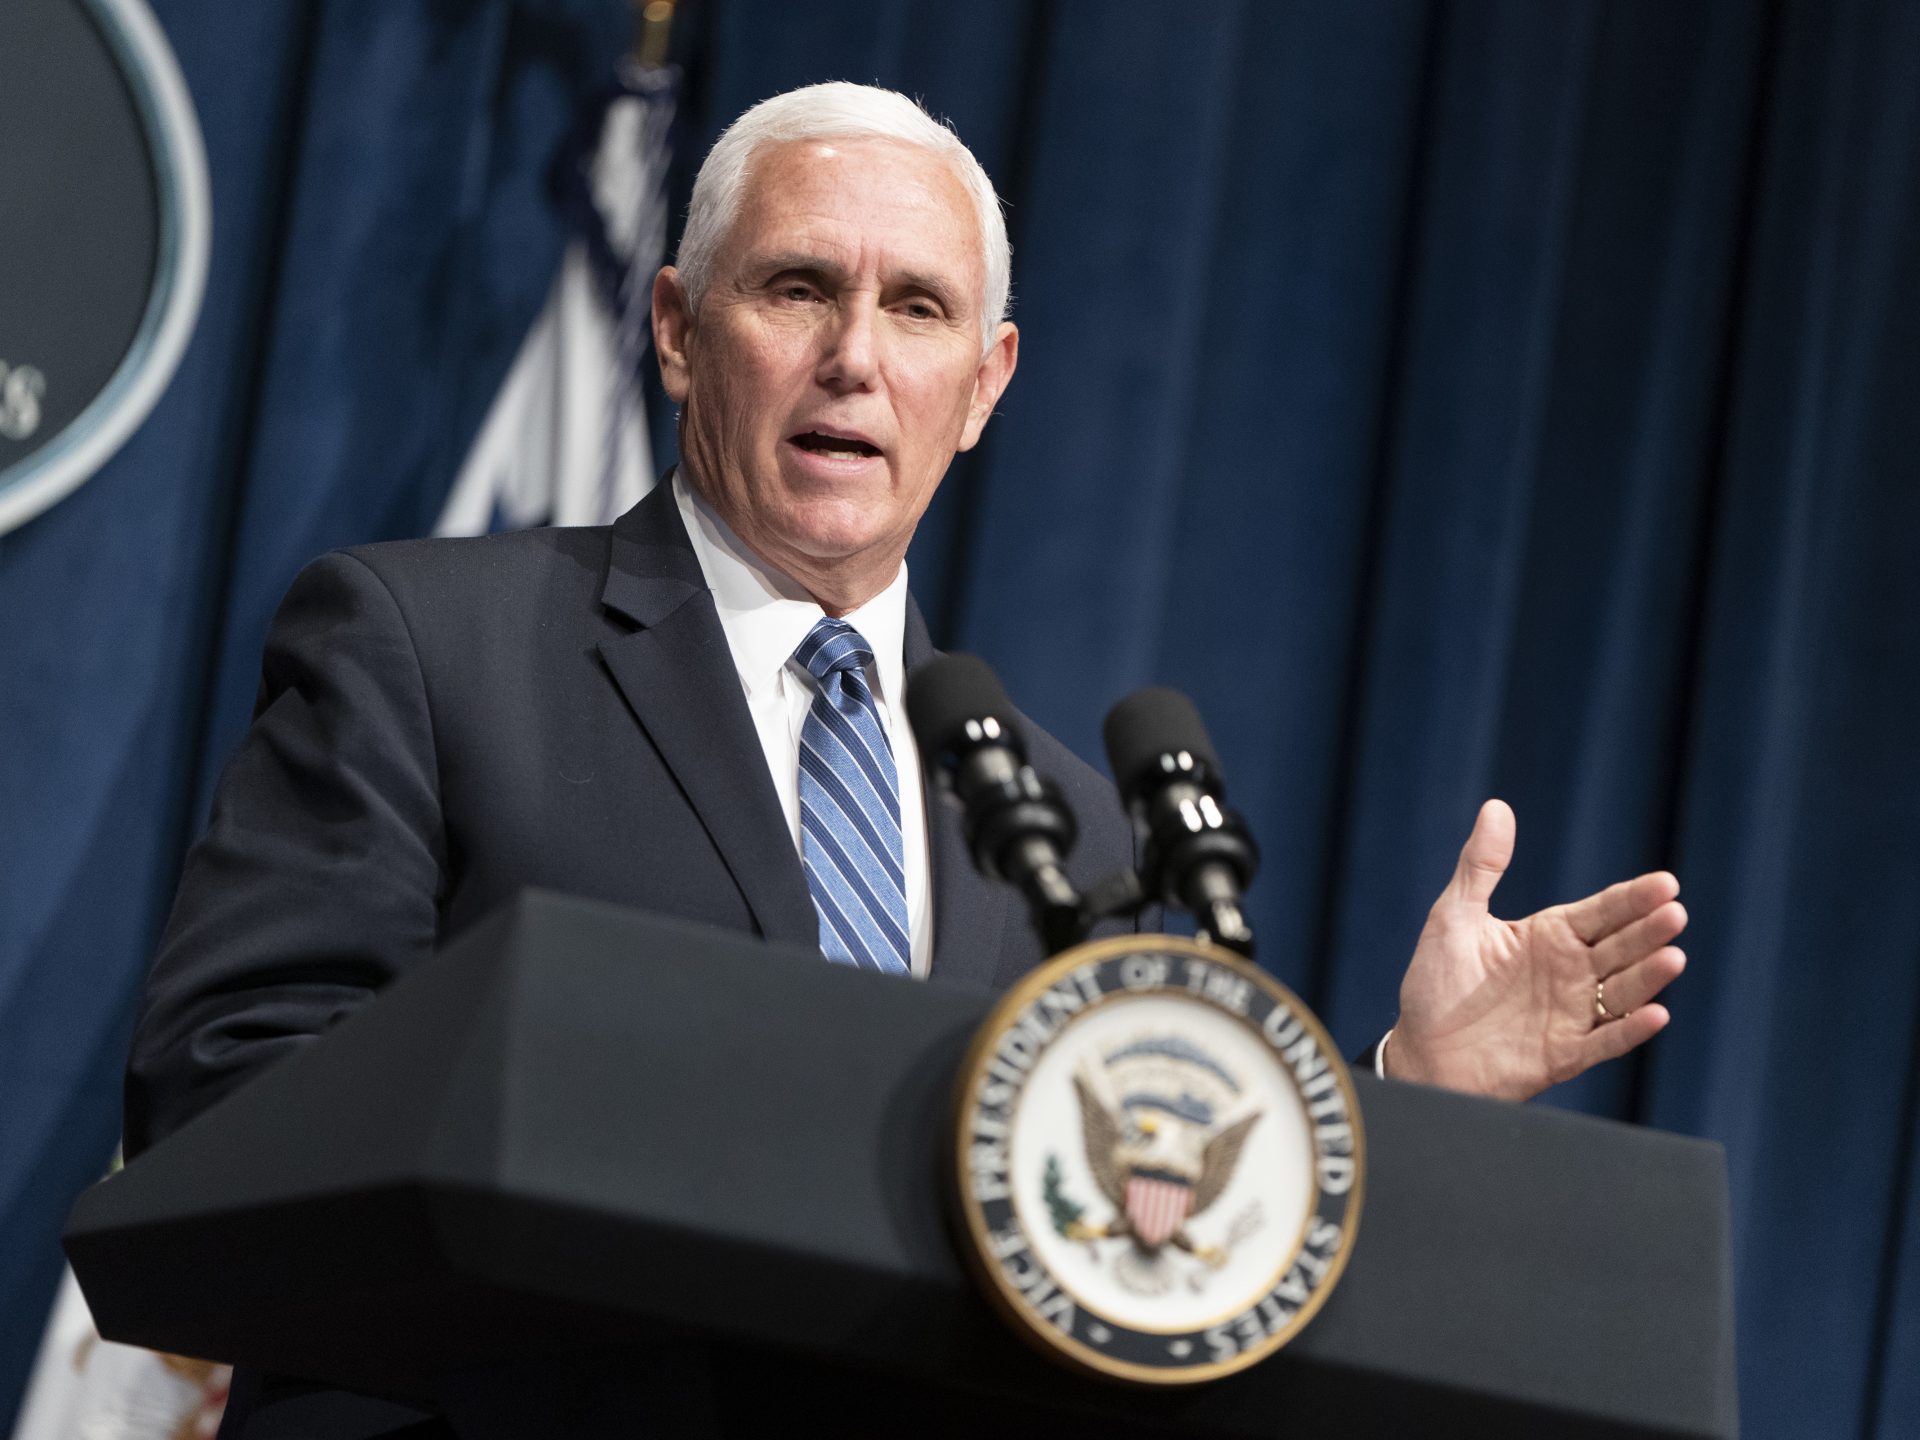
[434,60,677,538]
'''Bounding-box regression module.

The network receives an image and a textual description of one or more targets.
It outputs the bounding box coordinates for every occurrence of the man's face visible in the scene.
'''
[654,136,1017,611]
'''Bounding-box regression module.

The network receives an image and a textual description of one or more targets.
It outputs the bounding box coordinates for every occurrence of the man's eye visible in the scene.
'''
[775,283,818,302]
[901,300,940,320]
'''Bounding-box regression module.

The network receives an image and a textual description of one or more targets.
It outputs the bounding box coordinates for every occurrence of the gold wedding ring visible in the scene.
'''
[1594,979,1626,1023]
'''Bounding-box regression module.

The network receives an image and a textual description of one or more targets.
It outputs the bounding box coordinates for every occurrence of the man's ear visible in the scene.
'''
[653,266,694,403]
[958,322,1019,452]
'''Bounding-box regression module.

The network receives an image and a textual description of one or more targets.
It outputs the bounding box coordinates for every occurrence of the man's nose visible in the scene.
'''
[815,299,880,391]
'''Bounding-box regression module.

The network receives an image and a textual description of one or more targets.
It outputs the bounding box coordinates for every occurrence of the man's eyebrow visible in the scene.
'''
[749,252,849,281]
[892,270,968,314]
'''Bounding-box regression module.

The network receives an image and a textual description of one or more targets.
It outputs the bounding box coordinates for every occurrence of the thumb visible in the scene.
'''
[1450,798,1515,909]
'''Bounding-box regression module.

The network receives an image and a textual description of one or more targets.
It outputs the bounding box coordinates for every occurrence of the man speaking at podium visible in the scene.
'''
[125,82,1688,1437]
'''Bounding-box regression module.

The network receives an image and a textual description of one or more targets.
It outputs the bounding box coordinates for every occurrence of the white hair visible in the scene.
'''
[673,81,1011,352]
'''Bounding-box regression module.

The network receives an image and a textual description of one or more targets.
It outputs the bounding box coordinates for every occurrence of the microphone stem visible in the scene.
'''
[1010,836,1085,955]
[1185,863,1255,958]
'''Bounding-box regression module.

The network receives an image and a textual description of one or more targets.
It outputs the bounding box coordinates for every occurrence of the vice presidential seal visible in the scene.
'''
[952,935,1363,1384]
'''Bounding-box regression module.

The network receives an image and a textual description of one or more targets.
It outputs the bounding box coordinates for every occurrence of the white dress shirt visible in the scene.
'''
[672,471,934,976]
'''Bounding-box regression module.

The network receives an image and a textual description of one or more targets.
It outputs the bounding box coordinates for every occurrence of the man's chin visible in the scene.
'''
[781,524,895,569]
[766,491,897,551]
[751,511,912,595]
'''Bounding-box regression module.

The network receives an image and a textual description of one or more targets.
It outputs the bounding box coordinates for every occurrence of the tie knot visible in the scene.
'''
[795,617,876,683]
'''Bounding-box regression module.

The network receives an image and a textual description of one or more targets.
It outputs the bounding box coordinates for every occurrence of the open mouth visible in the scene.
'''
[789,431,882,460]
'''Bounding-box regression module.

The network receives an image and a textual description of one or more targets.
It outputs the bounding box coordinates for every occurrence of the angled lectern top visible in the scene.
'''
[68,890,1737,1439]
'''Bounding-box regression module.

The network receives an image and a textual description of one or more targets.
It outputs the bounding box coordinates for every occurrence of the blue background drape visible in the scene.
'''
[3,1,1916,1434]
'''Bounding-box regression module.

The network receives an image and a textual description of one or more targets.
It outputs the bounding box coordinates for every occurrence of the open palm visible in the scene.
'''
[1387,800,1688,1101]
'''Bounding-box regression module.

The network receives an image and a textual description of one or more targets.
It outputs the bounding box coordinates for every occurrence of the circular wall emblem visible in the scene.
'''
[0,0,210,535]
[953,936,1364,1384]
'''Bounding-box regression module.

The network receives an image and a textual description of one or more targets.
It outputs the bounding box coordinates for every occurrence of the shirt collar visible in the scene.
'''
[672,469,910,706]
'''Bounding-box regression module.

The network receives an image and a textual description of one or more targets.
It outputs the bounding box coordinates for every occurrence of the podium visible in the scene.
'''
[68,891,1736,1438]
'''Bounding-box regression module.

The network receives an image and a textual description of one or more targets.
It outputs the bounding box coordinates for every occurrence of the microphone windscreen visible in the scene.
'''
[1103,687,1222,798]
[906,654,1021,759]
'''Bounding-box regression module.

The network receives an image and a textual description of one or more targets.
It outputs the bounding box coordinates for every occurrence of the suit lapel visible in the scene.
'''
[594,494,1021,981]
[596,486,820,949]
[906,599,1019,990]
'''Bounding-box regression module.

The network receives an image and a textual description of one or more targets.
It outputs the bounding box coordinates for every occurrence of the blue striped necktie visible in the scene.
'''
[795,618,911,976]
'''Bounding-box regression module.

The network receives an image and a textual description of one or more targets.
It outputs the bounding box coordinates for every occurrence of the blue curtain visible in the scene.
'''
[3,1,1916,1435]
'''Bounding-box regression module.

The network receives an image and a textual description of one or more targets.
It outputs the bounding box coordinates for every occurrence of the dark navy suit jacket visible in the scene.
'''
[125,484,1136,1436]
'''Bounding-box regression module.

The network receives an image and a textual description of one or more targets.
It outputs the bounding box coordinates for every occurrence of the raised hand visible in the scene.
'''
[1384,800,1687,1101]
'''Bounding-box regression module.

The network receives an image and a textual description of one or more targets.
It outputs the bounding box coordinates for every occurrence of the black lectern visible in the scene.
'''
[68,891,1737,1438]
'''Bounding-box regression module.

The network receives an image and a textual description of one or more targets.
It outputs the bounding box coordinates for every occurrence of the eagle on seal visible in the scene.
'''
[1068,1069,1261,1263]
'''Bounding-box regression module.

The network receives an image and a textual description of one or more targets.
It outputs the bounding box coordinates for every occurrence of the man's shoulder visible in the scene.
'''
[268,525,621,666]
[332,523,610,595]
[277,525,613,632]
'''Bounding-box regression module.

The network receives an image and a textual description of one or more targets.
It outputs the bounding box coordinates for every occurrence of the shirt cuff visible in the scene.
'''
[1374,1027,1392,1079]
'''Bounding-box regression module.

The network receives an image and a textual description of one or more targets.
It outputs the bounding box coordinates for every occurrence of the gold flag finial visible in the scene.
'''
[631,0,675,70]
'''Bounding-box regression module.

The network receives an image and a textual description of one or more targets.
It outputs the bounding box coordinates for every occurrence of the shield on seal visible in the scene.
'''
[1124,1170,1195,1249]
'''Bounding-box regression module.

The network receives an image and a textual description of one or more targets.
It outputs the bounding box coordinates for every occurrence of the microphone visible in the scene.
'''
[906,655,1084,953]
[1103,688,1259,956]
